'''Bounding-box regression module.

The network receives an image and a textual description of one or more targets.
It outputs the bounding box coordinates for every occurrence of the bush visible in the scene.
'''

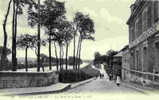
[58,70,92,83]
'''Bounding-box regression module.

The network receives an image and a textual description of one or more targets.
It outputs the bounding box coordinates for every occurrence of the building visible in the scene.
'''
[127,0,159,85]
[121,45,130,82]
[112,52,122,80]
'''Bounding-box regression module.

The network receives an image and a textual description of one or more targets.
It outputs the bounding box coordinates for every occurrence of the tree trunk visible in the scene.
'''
[59,45,63,71]
[59,45,61,71]
[0,0,12,71]
[37,0,41,72]
[49,35,52,70]
[65,43,69,71]
[25,47,28,72]
[73,31,76,70]
[61,46,64,70]
[76,36,81,70]
[12,0,17,71]
[14,1,18,68]
[77,37,82,80]
[75,36,81,81]
[78,38,82,71]
[41,56,44,72]
[54,42,59,71]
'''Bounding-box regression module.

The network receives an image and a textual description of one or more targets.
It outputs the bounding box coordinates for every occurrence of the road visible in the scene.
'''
[67,64,144,94]
[67,77,143,94]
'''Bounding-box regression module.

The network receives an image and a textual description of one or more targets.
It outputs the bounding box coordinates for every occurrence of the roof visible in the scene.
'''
[114,52,123,57]
[121,45,129,51]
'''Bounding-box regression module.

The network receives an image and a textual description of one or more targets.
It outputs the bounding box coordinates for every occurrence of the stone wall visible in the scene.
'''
[0,71,59,89]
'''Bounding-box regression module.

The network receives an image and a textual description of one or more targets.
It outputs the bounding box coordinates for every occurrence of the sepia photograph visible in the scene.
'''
[0,0,159,100]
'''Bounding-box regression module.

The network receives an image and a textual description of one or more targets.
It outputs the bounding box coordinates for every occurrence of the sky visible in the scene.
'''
[0,0,134,60]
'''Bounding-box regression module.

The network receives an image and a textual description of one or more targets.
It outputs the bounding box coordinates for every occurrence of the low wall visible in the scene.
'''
[0,71,59,89]
[122,68,159,88]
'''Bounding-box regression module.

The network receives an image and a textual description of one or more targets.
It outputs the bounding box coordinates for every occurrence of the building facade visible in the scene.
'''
[112,52,122,80]
[127,0,159,84]
[121,45,130,81]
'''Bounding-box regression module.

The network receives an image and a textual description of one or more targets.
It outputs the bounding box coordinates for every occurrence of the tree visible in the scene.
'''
[31,36,47,60]
[11,0,34,71]
[42,0,66,70]
[55,18,75,71]
[32,35,47,71]
[17,35,46,72]
[16,34,36,71]
[27,0,42,72]
[0,0,12,71]
[40,53,48,72]
[0,46,11,56]
[65,26,74,70]
[61,21,74,70]
[0,47,11,70]
[106,50,118,57]
[94,52,101,64]
[12,0,17,71]
[72,22,77,70]
[94,52,101,59]
[74,12,95,71]
[51,29,60,71]
[28,0,66,72]
[54,41,59,71]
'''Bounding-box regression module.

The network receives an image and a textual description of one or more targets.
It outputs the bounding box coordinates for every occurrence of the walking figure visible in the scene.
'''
[109,73,112,80]
[116,75,120,86]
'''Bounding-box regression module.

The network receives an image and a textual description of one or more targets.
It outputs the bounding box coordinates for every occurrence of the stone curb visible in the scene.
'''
[70,77,96,89]
[15,77,96,95]
[0,84,71,96]
[16,84,72,96]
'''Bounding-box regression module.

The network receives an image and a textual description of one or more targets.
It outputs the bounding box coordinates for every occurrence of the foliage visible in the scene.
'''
[58,70,92,83]
[17,34,46,55]
[17,34,36,49]
[28,0,66,29]
[74,12,95,35]
[51,18,75,44]
[0,46,11,56]
[106,50,118,57]
[94,52,101,59]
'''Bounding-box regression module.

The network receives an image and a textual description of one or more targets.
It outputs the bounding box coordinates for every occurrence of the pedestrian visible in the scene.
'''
[109,73,112,80]
[116,75,120,86]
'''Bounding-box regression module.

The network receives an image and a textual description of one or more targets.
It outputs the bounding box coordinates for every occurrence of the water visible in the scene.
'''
[15,62,90,72]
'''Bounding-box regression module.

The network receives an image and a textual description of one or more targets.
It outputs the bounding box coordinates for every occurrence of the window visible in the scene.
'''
[129,26,134,42]
[143,47,147,72]
[138,15,142,36]
[136,50,139,70]
[142,8,148,32]
[135,19,139,38]
[148,6,152,28]
[154,1,159,22]
[155,42,159,72]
